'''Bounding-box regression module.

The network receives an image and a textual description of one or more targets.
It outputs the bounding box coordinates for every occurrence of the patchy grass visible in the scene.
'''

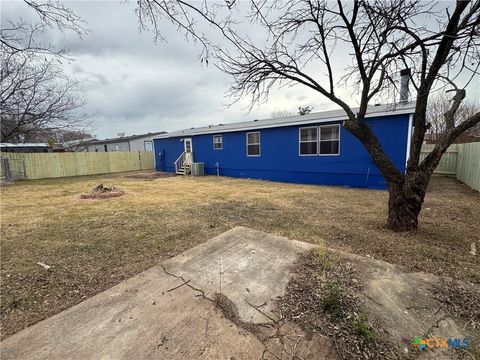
[321,282,345,319]
[1,172,479,338]
[277,250,396,359]
[353,313,375,341]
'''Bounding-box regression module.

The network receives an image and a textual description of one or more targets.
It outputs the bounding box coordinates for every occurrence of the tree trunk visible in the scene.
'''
[386,182,425,231]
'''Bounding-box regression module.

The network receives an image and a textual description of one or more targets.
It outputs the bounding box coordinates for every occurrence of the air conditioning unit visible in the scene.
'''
[191,162,205,176]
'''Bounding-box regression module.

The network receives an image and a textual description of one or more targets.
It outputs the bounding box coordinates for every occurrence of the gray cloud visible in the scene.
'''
[3,1,476,139]
[0,1,369,138]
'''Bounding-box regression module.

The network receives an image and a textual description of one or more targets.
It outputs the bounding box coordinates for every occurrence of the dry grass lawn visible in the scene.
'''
[1,172,479,339]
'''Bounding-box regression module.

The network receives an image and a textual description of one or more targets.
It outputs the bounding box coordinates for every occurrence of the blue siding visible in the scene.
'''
[154,114,410,189]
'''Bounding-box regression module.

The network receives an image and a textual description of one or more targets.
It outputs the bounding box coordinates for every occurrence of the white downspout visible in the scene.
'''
[405,113,413,172]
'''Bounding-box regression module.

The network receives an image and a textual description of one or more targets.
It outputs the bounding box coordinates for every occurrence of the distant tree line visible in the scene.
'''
[0,1,91,144]
[271,106,314,118]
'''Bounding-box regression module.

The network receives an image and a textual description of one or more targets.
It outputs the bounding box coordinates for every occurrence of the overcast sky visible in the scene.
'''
[3,0,335,138]
[2,1,478,139]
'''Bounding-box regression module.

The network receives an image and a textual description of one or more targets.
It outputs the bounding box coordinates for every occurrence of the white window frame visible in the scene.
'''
[144,141,153,152]
[246,131,261,157]
[299,126,318,156]
[297,124,341,157]
[318,124,341,156]
[213,135,223,150]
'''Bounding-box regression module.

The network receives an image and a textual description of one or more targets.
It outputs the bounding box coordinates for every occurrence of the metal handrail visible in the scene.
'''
[174,151,186,173]
[174,151,194,173]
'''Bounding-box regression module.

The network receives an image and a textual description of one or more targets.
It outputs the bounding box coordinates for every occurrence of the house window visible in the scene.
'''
[213,135,223,149]
[144,141,153,152]
[246,132,260,156]
[299,127,318,155]
[319,124,340,155]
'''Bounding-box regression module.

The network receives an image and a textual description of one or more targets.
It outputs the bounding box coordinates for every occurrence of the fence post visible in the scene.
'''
[0,158,13,184]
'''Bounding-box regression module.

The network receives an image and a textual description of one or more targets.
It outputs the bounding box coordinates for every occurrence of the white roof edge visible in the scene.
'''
[154,101,416,139]
[0,143,50,147]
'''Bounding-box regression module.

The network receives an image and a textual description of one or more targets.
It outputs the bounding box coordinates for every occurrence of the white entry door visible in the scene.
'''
[183,138,193,164]
[184,138,193,153]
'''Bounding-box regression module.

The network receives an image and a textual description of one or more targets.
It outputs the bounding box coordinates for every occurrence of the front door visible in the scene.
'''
[184,138,193,164]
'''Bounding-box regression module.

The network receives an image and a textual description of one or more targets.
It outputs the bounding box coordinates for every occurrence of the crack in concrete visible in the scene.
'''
[160,264,213,302]
[159,264,306,360]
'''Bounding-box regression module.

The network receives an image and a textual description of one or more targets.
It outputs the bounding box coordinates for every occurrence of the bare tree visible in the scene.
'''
[1,47,90,143]
[1,1,90,143]
[298,106,313,115]
[426,94,480,143]
[137,0,480,231]
[0,0,86,55]
[271,105,313,117]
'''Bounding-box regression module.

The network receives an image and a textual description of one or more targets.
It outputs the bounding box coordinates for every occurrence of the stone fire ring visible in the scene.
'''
[79,190,125,199]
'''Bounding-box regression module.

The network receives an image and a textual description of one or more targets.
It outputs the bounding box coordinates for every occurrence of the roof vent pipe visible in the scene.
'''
[399,68,411,103]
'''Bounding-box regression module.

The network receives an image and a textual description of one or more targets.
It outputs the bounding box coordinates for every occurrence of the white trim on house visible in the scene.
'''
[319,124,341,156]
[405,114,413,170]
[298,124,341,156]
[246,131,261,157]
[298,126,318,157]
[154,102,416,140]
[213,134,223,150]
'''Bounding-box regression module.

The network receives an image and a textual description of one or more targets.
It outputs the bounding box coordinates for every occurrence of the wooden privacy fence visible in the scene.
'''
[421,142,480,191]
[0,151,155,180]
[456,142,480,191]
[420,144,458,175]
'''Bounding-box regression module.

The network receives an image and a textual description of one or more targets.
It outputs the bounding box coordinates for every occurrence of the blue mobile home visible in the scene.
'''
[153,103,415,189]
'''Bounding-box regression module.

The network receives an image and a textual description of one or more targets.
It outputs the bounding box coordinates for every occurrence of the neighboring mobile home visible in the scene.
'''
[0,143,53,153]
[79,131,166,153]
[153,103,415,189]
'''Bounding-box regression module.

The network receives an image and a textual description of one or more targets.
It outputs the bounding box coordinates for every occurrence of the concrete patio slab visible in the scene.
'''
[1,227,320,360]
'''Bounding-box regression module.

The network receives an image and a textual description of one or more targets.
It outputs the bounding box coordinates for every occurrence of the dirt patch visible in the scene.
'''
[123,171,174,180]
[79,184,125,199]
[278,249,480,359]
[214,293,338,359]
[431,279,480,330]
[427,175,478,195]
[278,250,400,360]
[214,293,267,341]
